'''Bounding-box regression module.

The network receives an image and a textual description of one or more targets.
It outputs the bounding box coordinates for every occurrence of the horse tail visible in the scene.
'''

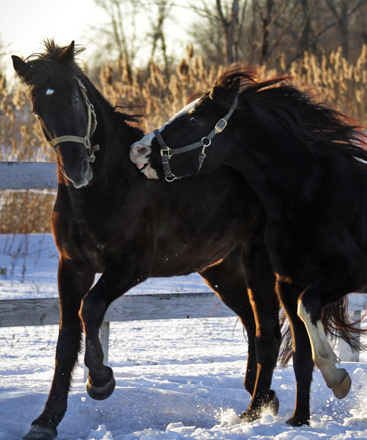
[279,297,366,367]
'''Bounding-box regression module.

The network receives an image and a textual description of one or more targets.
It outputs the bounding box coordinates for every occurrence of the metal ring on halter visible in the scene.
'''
[201,137,211,147]
[165,173,177,183]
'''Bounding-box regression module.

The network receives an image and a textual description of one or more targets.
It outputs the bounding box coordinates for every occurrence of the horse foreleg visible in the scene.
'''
[297,301,351,399]
[23,259,95,440]
[79,254,148,401]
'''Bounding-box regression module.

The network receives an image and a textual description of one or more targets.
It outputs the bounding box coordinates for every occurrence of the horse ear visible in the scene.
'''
[59,41,75,65]
[230,77,241,96]
[12,55,30,78]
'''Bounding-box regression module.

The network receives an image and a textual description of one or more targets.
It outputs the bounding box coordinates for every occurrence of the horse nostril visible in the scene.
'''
[136,146,148,155]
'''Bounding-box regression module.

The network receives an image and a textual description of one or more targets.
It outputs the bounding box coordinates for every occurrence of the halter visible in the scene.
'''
[49,77,100,162]
[154,96,238,182]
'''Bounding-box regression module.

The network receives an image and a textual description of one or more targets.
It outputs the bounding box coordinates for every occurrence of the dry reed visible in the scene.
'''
[1,47,366,233]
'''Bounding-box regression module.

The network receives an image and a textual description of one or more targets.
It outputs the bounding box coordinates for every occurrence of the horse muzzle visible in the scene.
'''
[129,143,159,180]
[60,156,93,189]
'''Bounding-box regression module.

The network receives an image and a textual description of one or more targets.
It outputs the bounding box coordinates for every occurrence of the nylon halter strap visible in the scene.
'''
[49,77,100,163]
[154,95,239,182]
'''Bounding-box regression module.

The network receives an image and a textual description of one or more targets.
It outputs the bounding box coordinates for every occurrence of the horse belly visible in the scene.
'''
[151,233,242,277]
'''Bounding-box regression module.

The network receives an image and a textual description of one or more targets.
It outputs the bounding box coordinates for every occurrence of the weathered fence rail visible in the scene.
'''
[0,293,234,366]
[0,162,366,365]
[0,162,57,189]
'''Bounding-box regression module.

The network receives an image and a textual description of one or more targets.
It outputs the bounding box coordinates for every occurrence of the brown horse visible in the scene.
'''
[12,42,285,440]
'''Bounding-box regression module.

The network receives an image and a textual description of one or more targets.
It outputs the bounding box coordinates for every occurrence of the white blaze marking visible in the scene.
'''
[46,89,55,95]
[129,98,201,181]
[164,98,200,127]
[131,98,201,149]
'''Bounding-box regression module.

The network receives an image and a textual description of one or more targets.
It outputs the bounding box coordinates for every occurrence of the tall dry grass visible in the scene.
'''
[1,46,367,233]
[0,71,55,234]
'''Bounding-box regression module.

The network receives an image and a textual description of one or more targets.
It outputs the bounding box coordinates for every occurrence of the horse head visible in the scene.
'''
[130,78,240,182]
[12,41,98,189]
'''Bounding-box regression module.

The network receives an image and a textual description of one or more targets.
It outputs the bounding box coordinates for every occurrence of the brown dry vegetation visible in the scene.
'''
[1,46,367,234]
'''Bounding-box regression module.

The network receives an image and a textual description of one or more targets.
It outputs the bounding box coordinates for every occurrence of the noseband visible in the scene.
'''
[154,96,238,182]
[49,77,100,162]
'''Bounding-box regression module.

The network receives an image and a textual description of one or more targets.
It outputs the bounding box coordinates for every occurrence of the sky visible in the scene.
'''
[0,0,194,80]
[0,0,109,76]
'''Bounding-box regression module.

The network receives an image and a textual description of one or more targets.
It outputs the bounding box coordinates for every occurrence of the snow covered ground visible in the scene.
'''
[1,234,367,440]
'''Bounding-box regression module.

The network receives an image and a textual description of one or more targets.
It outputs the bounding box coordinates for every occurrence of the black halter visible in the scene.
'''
[154,96,239,182]
[49,77,100,163]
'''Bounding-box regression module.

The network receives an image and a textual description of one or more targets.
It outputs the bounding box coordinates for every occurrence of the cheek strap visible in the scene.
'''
[154,95,238,182]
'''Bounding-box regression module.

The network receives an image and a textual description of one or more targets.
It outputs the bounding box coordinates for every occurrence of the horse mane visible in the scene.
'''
[18,39,86,93]
[25,39,86,63]
[211,65,367,163]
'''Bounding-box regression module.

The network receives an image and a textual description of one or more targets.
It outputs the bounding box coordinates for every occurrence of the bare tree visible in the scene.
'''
[93,0,174,72]
[323,0,365,59]
[252,0,302,65]
[185,0,249,65]
[93,0,142,65]
[147,0,174,74]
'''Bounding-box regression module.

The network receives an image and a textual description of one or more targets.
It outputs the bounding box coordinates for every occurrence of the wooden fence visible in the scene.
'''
[0,162,366,366]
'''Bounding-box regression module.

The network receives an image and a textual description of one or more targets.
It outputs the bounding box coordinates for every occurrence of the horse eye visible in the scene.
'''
[74,96,79,104]
[190,117,198,124]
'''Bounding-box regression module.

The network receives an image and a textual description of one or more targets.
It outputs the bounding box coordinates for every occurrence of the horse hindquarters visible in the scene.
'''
[24,260,95,440]
[200,241,281,422]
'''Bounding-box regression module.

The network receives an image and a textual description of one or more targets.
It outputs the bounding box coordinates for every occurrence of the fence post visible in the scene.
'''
[83,321,110,380]
[100,321,110,365]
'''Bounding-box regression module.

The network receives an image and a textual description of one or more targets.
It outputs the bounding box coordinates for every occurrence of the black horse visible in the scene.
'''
[12,42,289,439]
[130,65,367,425]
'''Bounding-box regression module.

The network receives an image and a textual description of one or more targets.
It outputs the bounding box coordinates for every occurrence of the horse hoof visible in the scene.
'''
[23,425,56,440]
[86,373,116,400]
[266,390,279,416]
[286,414,310,426]
[332,371,351,399]
[240,390,279,422]
[239,409,260,423]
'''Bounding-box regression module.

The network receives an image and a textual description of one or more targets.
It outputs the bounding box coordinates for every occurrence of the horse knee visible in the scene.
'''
[79,294,106,328]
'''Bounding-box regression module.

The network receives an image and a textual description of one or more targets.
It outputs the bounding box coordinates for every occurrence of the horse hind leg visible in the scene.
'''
[199,248,259,398]
[276,277,314,426]
[239,238,281,422]
[201,242,280,423]
[298,298,351,399]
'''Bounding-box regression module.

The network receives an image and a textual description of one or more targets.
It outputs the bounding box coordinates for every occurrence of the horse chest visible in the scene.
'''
[54,211,116,272]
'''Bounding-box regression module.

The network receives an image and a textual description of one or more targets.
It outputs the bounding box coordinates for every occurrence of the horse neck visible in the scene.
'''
[84,78,142,183]
[232,107,320,215]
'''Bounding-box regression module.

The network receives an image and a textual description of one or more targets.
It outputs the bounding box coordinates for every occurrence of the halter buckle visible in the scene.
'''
[215,118,227,133]
[160,146,172,160]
